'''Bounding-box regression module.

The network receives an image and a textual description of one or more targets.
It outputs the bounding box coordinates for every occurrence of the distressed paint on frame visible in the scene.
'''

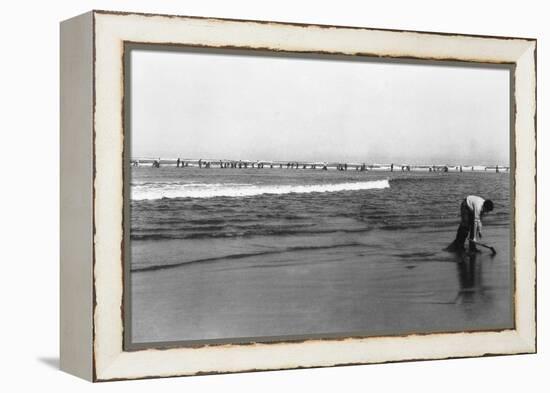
[86,10,536,381]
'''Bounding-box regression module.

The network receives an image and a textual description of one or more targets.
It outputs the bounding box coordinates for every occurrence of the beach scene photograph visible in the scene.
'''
[126,46,513,346]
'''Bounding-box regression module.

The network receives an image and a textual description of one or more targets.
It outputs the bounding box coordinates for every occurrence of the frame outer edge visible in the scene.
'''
[60,11,95,382]
[91,11,538,381]
[512,41,537,352]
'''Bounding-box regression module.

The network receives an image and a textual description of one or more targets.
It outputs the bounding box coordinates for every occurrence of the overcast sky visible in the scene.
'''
[130,48,510,166]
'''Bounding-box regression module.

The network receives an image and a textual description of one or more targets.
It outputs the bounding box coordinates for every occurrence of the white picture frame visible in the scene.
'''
[60,10,536,381]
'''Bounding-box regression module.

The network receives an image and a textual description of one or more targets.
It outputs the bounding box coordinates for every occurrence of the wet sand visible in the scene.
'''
[130,224,513,344]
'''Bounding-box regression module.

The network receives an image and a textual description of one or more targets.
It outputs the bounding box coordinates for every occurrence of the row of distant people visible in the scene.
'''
[131,159,330,169]
[131,159,509,173]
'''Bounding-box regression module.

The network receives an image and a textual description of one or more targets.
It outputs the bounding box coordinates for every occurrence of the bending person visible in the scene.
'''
[447,195,494,252]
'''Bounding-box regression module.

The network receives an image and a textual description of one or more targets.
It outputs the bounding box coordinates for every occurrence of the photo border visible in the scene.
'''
[123,43,517,351]
[89,10,536,381]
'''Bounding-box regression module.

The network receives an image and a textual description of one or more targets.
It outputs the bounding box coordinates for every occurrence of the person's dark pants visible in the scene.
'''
[448,199,476,252]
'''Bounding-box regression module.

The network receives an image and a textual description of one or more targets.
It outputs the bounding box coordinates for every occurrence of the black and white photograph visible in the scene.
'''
[127,46,513,346]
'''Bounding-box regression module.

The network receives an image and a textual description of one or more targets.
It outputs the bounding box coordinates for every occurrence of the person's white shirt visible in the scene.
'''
[465,195,485,224]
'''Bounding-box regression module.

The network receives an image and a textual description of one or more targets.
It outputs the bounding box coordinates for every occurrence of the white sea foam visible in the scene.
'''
[131,179,390,200]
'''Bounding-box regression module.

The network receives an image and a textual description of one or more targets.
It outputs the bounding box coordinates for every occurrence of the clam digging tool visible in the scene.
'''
[472,241,497,255]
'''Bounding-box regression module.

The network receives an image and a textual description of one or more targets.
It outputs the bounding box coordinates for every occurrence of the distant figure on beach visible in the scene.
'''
[447,195,494,253]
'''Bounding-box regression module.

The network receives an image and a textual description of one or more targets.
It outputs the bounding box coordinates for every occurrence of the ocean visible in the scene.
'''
[129,167,512,345]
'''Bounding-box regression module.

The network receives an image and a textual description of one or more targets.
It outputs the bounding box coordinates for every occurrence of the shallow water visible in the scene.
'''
[129,167,512,344]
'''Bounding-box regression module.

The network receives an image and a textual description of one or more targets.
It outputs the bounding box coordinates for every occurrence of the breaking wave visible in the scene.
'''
[131,179,390,200]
